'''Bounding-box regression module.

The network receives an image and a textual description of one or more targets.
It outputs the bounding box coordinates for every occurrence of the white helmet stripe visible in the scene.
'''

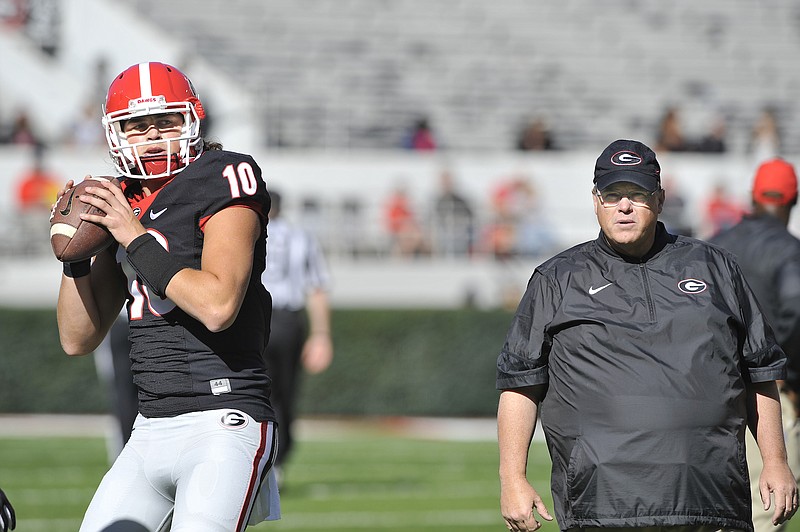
[138,63,152,97]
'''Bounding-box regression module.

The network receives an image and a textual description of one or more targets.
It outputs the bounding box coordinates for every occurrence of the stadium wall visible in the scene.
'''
[2,146,800,309]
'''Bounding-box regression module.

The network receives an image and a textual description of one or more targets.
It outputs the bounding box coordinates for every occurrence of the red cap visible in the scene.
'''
[752,158,798,206]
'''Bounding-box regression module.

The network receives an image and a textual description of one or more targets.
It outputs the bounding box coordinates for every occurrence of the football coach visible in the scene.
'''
[496,139,798,532]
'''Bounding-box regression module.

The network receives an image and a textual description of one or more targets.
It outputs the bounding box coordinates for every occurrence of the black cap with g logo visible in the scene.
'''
[594,139,661,192]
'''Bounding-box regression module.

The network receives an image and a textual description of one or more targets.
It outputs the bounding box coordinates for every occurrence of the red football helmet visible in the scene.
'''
[102,62,206,179]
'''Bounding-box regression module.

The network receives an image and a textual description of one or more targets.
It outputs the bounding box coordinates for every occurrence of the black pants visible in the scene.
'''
[265,308,308,466]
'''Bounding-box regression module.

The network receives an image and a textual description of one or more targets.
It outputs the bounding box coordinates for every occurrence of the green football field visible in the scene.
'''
[1,425,798,532]
[0,423,546,532]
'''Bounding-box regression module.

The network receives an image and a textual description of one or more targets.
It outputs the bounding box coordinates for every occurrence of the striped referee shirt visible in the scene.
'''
[261,217,331,311]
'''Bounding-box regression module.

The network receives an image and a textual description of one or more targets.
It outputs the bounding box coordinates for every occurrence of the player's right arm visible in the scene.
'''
[52,178,127,355]
[57,245,127,356]
[498,386,553,532]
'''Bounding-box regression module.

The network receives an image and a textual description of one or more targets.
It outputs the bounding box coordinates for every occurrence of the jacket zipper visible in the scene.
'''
[639,263,656,322]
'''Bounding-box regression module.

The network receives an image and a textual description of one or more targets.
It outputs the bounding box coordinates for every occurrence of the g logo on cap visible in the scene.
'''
[611,151,643,166]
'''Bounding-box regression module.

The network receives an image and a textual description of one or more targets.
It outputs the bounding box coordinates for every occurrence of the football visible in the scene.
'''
[50,176,120,263]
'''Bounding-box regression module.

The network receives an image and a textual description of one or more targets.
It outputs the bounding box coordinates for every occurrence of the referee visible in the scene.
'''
[261,189,333,475]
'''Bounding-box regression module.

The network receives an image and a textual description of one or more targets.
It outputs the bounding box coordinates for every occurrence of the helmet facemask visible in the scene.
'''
[103,101,203,179]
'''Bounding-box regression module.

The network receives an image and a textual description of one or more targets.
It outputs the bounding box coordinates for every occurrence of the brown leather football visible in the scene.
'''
[50,176,119,262]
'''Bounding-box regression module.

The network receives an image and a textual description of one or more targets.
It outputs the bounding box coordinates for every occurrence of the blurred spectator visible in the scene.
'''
[516,117,555,151]
[63,100,104,147]
[482,175,555,258]
[749,107,782,162]
[481,178,523,260]
[15,143,59,211]
[384,182,429,257]
[660,176,693,236]
[2,108,40,145]
[403,117,437,151]
[14,143,61,255]
[298,196,327,248]
[24,0,60,56]
[339,197,366,258]
[694,115,727,153]
[431,169,474,257]
[91,56,110,102]
[509,178,556,256]
[655,106,689,152]
[0,0,28,27]
[480,217,516,260]
[702,181,746,238]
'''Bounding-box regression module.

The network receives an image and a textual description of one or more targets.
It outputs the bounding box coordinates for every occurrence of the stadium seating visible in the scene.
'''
[117,0,800,152]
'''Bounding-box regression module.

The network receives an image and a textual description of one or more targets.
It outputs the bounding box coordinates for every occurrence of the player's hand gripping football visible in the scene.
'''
[0,488,15,532]
[77,176,146,249]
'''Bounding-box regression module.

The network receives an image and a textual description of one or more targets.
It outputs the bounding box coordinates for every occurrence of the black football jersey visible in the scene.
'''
[115,150,275,422]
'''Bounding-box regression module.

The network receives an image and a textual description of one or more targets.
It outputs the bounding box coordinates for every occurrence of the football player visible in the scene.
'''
[55,62,280,531]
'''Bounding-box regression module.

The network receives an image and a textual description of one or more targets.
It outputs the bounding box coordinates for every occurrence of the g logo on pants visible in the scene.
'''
[219,411,248,429]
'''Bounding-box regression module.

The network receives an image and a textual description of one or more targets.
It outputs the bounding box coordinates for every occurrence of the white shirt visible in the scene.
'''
[261,217,330,311]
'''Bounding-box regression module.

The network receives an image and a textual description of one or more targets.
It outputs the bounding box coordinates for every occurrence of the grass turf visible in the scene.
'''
[0,432,797,532]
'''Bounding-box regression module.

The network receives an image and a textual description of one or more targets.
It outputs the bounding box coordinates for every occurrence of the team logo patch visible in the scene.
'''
[678,278,707,294]
[132,207,141,217]
[220,411,248,429]
[610,150,642,166]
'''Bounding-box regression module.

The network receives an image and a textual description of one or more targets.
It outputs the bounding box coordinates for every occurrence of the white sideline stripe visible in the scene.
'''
[17,510,500,531]
[0,415,505,440]
[262,509,500,529]
[50,222,77,238]
[0,415,545,441]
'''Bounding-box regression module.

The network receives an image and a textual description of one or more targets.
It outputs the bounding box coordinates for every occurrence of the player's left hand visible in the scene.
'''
[760,461,798,525]
[0,488,16,532]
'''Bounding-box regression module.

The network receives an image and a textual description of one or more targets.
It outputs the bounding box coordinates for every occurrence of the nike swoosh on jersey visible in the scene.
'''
[150,208,168,219]
[588,282,612,295]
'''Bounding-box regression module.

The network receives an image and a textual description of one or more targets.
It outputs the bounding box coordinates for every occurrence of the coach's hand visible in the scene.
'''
[0,488,15,532]
[760,460,798,526]
[501,478,553,531]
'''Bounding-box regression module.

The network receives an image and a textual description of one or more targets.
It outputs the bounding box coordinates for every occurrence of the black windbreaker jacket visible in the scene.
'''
[710,214,800,391]
[497,222,786,531]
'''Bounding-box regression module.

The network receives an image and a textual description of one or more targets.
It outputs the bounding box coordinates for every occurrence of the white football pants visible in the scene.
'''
[79,409,280,532]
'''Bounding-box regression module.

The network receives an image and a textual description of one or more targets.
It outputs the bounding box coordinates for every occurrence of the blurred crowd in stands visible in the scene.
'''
[0,105,772,262]
[400,105,783,158]
[0,0,782,262]
[381,170,557,260]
